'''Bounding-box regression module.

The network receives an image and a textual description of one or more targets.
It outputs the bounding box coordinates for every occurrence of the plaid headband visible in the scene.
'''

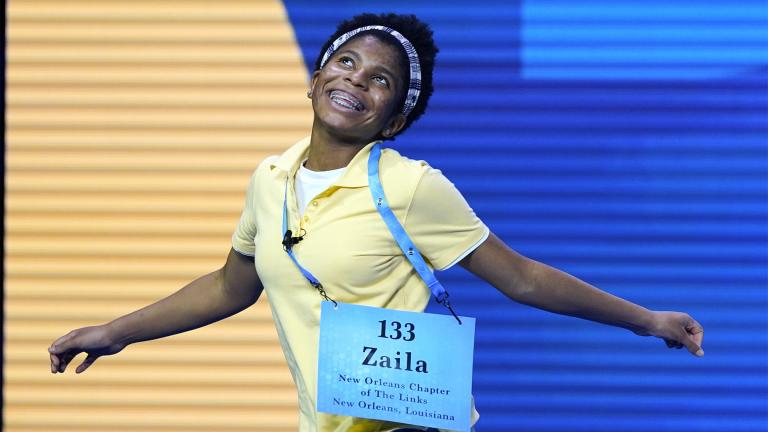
[319,25,422,117]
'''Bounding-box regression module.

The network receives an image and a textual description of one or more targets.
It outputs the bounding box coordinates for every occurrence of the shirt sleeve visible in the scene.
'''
[404,166,489,271]
[231,168,258,257]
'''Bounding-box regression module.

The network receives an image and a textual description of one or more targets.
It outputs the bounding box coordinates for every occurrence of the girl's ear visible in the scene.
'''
[381,114,407,138]
[309,70,321,98]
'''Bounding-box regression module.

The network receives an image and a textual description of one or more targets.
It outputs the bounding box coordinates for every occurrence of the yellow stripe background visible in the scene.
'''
[6,1,314,430]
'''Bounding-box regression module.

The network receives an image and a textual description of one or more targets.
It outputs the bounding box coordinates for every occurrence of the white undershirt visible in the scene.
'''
[295,160,346,216]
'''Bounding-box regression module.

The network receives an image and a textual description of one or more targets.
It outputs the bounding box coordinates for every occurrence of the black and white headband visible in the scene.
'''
[319,25,421,117]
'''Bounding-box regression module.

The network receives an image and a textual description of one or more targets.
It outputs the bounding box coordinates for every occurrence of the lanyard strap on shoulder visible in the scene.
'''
[368,143,461,323]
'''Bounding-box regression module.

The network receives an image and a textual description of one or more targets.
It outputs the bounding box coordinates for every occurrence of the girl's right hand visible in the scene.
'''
[48,325,127,374]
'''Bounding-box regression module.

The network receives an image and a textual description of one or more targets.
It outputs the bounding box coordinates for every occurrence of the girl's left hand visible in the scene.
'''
[641,311,705,357]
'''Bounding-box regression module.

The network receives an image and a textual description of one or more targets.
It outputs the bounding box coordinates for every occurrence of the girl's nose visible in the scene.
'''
[344,68,367,89]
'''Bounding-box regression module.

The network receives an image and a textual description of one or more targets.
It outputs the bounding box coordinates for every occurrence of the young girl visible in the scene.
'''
[49,13,704,432]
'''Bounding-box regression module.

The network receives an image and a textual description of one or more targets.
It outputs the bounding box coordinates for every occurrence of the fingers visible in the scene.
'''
[669,316,704,357]
[48,330,81,374]
[686,319,705,346]
[49,331,75,354]
[49,332,76,358]
[658,314,704,357]
[686,319,704,334]
[682,336,704,357]
[57,350,78,373]
[49,347,67,374]
[50,351,67,374]
[684,318,705,357]
[75,354,100,374]
[50,351,79,373]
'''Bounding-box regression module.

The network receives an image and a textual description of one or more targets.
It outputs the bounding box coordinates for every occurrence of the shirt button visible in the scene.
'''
[303,215,310,223]
[312,200,318,206]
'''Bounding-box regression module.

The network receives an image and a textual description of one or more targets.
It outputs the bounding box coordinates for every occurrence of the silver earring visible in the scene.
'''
[307,90,313,98]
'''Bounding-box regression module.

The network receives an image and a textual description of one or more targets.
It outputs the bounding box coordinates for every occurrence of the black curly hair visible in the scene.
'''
[313,13,439,140]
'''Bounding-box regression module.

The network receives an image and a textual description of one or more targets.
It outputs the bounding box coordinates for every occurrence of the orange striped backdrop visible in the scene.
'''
[6,1,314,430]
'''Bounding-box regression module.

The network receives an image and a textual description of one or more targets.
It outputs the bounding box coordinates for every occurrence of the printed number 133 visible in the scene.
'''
[378,320,415,341]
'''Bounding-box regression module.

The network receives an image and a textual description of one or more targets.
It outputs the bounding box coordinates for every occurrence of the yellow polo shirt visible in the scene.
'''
[232,137,488,432]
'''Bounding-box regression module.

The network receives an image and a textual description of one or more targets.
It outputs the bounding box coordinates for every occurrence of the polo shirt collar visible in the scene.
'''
[270,136,381,188]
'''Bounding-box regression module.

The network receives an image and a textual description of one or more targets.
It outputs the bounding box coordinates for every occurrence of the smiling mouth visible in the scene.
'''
[329,90,364,112]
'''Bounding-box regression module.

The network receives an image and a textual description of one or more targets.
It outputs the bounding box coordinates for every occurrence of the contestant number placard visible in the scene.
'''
[317,302,475,431]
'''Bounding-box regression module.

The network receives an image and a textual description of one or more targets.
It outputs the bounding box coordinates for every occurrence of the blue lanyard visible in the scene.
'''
[281,181,336,305]
[282,143,461,323]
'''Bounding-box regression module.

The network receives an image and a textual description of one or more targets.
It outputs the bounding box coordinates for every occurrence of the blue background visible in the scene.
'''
[283,1,768,430]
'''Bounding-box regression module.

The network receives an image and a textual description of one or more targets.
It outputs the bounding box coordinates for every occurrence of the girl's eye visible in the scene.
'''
[339,57,354,67]
[373,76,389,87]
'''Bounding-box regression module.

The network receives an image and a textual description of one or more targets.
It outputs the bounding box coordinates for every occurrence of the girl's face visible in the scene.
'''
[310,35,407,143]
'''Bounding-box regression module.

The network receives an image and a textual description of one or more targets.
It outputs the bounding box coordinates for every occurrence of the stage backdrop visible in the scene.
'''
[6,1,767,431]
[6,1,308,431]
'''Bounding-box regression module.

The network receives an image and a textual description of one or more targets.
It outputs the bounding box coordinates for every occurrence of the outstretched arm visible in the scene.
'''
[48,248,263,373]
[459,232,704,356]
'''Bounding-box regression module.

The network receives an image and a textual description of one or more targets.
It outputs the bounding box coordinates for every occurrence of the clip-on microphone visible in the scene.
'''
[282,230,304,252]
